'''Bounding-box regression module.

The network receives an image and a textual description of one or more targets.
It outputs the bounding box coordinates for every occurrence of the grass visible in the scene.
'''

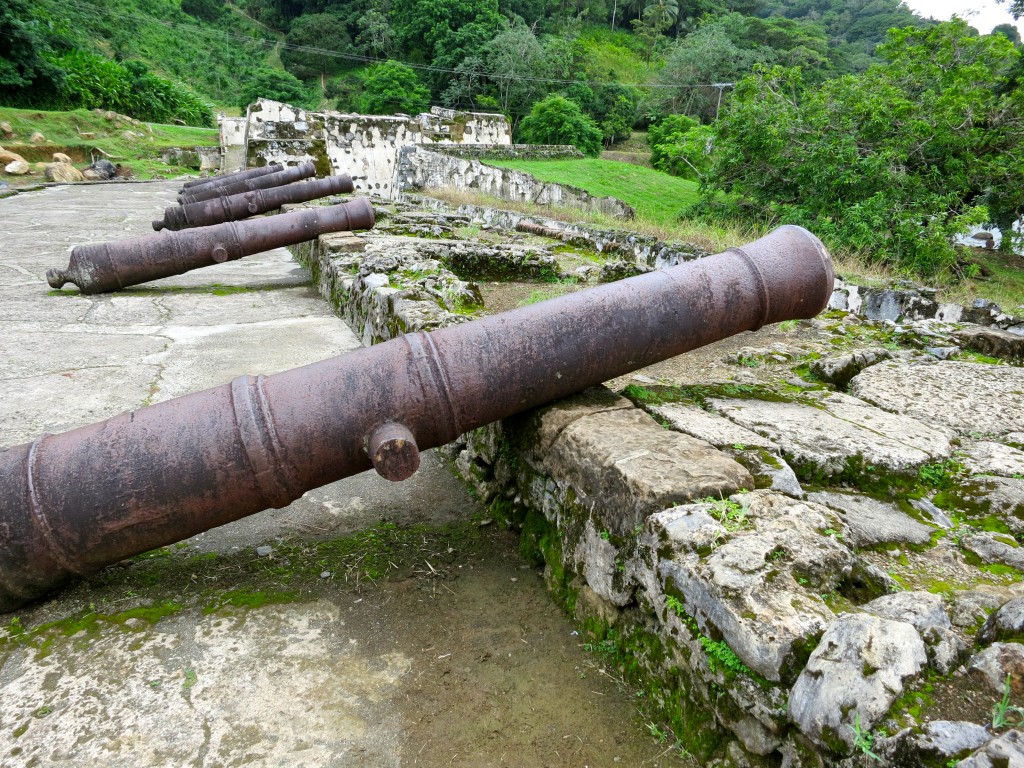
[0,106,218,180]
[484,158,700,227]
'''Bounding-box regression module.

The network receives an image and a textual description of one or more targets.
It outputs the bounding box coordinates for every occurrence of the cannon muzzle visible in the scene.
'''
[178,162,317,205]
[3,225,834,610]
[47,197,375,294]
[154,175,355,231]
[180,163,283,193]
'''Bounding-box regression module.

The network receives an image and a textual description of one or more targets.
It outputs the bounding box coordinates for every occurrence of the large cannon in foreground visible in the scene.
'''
[0,226,834,610]
[153,175,355,231]
[178,162,317,205]
[180,163,283,193]
[47,197,375,294]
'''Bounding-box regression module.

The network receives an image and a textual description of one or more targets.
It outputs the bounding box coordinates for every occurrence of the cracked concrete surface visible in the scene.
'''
[0,182,662,767]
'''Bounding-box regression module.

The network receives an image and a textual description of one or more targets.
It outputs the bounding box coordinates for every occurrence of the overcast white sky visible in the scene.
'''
[902,0,1023,35]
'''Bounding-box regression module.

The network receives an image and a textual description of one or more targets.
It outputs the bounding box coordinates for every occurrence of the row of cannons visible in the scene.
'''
[1,161,839,611]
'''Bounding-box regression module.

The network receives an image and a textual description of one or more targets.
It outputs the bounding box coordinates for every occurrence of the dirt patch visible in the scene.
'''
[478,281,587,314]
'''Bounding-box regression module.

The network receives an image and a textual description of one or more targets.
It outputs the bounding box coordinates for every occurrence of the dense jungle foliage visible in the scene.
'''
[1,0,1022,275]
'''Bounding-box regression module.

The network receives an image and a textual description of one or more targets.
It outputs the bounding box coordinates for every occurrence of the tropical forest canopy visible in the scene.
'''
[1,0,1022,275]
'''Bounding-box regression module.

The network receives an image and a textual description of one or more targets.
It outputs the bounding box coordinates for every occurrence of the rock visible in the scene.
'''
[806,492,935,547]
[967,642,1024,696]
[851,360,1024,435]
[4,160,30,175]
[941,476,1024,536]
[707,391,952,480]
[0,121,12,137]
[950,588,1022,629]
[526,388,754,536]
[255,545,273,557]
[655,491,854,684]
[788,613,927,750]
[924,346,959,359]
[961,532,1024,571]
[82,168,104,181]
[955,326,1024,363]
[957,730,1024,768]
[961,441,1024,478]
[650,402,777,451]
[0,147,27,165]
[52,152,73,164]
[910,497,955,528]
[114,163,134,179]
[810,348,892,388]
[83,159,117,180]
[29,131,45,143]
[977,597,1024,645]
[862,591,965,673]
[730,447,804,497]
[881,721,990,766]
[44,162,85,183]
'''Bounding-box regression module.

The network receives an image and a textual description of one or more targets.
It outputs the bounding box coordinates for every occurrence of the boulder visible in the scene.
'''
[961,441,1024,477]
[788,613,927,750]
[83,159,117,180]
[957,731,1024,768]
[967,642,1024,696]
[0,147,27,165]
[977,596,1024,645]
[4,160,30,175]
[52,152,73,164]
[29,131,45,144]
[862,591,965,673]
[955,326,1024,363]
[879,721,991,766]
[0,121,12,137]
[44,162,85,183]
[810,347,892,389]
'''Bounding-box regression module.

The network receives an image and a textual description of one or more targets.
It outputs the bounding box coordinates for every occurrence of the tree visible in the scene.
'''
[0,0,65,106]
[600,94,636,145]
[181,0,224,22]
[281,14,353,81]
[238,67,310,112]
[356,9,398,58]
[993,23,1021,46]
[997,0,1023,19]
[517,95,603,155]
[704,20,1024,275]
[358,60,430,114]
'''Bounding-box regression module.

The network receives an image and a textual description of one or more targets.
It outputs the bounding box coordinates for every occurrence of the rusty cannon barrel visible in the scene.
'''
[46,197,375,294]
[154,175,355,231]
[180,163,283,193]
[178,162,317,206]
[0,225,834,610]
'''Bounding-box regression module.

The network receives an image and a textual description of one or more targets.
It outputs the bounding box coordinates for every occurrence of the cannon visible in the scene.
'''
[178,162,317,205]
[180,163,283,193]
[1,226,834,610]
[153,175,355,231]
[46,197,375,294]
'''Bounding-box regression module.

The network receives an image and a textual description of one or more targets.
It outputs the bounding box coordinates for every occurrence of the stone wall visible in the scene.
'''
[398,148,636,219]
[244,100,511,199]
[218,115,247,173]
[430,144,584,161]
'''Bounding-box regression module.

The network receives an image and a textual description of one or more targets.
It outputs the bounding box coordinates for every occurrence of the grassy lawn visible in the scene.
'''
[485,158,700,227]
[0,107,219,180]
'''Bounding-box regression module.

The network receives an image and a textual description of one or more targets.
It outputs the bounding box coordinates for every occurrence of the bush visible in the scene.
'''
[517,95,603,156]
[238,67,310,113]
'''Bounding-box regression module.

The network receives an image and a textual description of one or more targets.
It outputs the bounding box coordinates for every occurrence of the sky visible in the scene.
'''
[902,0,1023,35]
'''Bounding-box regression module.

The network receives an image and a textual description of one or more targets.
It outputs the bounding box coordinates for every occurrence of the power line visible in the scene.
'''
[42,0,736,92]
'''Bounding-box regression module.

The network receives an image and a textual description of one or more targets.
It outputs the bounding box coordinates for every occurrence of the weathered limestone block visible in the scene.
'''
[955,326,1024,363]
[949,587,1024,630]
[44,162,84,183]
[967,642,1024,696]
[788,613,927,751]
[862,591,965,673]
[961,532,1024,571]
[880,721,991,767]
[707,391,952,479]
[729,448,803,497]
[651,401,777,451]
[977,596,1024,645]
[850,360,1024,435]
[654,492,854,683]
[4,160,29,175]
[524,389,754,536]
[809,347,892,388]
[940,476,1024,536]
[957,730,1024,768]
[962,441,1024,477]
[805,492,934,547]
[52,152,73,164]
